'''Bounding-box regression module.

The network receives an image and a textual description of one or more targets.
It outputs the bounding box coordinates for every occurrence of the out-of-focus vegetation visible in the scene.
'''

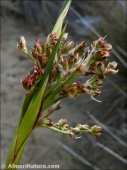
[1,0,127,169]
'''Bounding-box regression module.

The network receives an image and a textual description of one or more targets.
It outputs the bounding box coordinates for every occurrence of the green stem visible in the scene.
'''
[5,138,28,170]
[4,115,22,170]
[35,124,91,135]
[36,124,71,135]
[4,90,46,170]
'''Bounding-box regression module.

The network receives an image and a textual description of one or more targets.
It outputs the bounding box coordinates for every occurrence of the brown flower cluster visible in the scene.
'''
[17,29,118,139]
[21,64,44,94]
[61,81,84,98]
[18,34,118,100]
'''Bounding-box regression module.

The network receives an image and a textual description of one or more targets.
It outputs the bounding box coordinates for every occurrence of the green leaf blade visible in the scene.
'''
[47,0,71,43]
[53,0,71,37]
[15,30,65,150]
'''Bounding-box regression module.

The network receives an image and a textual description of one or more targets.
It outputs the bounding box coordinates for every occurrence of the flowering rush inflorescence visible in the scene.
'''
[18,33,118,138]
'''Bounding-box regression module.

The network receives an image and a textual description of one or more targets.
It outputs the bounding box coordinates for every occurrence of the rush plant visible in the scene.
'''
[5,0,118,169]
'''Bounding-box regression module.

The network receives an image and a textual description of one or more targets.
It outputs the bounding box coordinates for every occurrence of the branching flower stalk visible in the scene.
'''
[5,0,118,169]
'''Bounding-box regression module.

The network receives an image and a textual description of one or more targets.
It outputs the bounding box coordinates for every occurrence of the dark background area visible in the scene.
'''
[1,0,127,170]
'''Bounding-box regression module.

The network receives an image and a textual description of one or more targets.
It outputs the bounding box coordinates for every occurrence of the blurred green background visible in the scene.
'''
[1,0,127,169]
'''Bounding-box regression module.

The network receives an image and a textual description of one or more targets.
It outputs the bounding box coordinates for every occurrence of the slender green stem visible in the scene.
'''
[35,124,91,136]
[36,124,71,135]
